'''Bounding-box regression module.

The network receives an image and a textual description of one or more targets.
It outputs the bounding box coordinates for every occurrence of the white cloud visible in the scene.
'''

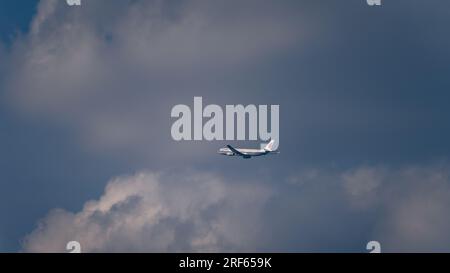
[341,166,385,209]
[23,163,450,252]
[371,164,450,252]
[286,163,450,252]
[22,170,271,252]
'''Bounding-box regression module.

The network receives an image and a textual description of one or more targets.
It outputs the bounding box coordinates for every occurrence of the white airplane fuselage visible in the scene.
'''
[218,148,268,157]
[218,140,279,159]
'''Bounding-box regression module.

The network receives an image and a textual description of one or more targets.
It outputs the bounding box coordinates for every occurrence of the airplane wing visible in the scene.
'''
[227,145,246,156]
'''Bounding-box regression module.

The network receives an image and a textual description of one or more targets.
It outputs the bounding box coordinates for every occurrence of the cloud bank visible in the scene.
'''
[286,163,450,252]
[23,163,450,253]
[23,171,271,252]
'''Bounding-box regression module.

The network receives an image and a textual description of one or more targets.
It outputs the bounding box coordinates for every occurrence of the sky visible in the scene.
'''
[1,0,450,252]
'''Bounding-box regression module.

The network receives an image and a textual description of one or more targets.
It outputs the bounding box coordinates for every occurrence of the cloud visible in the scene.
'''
[283,163,450,252]
[9,1,450,253]
[369,164,450,252]
[341,166,386,209]
[22,170,271,252]
[23,163,450,253]
[4,0,306,161]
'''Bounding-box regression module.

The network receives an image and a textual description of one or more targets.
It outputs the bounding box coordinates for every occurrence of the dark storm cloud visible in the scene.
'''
[5,0,310,166]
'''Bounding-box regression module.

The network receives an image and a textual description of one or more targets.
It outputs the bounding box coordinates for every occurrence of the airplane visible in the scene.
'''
[218,140,279,159]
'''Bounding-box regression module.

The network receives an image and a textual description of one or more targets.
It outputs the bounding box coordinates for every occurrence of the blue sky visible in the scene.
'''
[1,0,450,252]
[0,1,37,43]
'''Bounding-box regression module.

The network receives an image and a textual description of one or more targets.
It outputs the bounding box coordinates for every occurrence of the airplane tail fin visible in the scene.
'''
[264,140,276,152]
